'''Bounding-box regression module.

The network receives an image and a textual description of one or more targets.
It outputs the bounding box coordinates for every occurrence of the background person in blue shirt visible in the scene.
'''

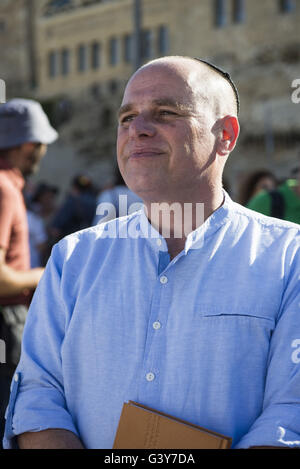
[3,56,300,449]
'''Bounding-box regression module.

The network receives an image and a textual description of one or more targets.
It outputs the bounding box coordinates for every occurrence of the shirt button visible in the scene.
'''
[14,374,19,382]
[160,275,168,284]
[146,372,155,382]
[156,239,162,247]
[153,321,161,330]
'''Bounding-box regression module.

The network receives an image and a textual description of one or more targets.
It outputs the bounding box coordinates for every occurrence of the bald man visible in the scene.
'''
[3,57,300,449]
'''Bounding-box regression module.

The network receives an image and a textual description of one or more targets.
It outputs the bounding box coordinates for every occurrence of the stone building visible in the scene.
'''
[0,0,37,95]
[0,0,300,196]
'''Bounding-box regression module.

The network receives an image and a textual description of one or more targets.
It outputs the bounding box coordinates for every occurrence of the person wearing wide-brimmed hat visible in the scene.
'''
[0,99,58,445]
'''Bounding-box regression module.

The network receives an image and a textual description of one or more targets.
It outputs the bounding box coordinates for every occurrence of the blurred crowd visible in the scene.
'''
[24,166,143,268]
[236,162,300,222]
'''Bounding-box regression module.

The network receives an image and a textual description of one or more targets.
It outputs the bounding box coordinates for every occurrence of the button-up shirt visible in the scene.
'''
[3,192,300,449]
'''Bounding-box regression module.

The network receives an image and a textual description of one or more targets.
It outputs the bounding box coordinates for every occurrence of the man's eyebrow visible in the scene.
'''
[118,103,133,118]
[118,98,187,118]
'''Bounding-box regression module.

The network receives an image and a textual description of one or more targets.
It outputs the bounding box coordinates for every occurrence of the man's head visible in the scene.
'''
[117,56,239,203]
[0,99,58,177]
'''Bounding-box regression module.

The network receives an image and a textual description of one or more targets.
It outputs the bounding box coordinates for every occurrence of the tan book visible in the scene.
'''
[113,401,232,449]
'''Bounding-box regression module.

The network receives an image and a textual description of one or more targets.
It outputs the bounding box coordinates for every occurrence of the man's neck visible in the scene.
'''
[143,188,225,259]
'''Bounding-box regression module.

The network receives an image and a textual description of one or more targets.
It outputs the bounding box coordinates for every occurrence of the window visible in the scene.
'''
[101,107,112,128]
[109,37,119,66]
[108,79,118,94]
[61,48,70,75]
[232,0,245,23]
[215,0,227,27]
[48,51,58,78]
[44,0,73,16]
[123,34,133,64]
[77,44,87,72]
[0,20,6,33]
[141,30,153,61]
[91,42,101,69]
[90,83,102,99]
[279,0,296,13]
[158,26,169,55]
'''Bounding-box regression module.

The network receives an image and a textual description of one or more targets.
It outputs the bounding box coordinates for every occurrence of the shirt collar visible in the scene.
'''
[139,190,233,254]
[0,158,25,190]
[139,208,168,252]
[186,190,232,251]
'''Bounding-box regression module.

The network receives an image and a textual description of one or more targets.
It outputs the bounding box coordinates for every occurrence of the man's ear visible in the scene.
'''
[218,116,240,157]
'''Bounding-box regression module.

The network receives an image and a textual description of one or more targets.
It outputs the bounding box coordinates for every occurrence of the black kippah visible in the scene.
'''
[193,58,240,115]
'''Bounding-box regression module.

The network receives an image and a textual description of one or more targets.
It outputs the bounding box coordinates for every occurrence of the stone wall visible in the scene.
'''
[0,0,31,96]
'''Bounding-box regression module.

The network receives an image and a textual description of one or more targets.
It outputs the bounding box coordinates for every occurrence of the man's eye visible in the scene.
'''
[159,110,177,116]
[120,115,135,124]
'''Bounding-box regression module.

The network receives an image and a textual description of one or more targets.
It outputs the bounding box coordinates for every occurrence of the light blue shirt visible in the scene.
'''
[3,192,300,449]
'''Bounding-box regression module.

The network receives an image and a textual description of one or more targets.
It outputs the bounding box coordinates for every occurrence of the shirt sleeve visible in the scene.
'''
[234,236,300,448]
[3,240,80,449]
[0,186,14,251]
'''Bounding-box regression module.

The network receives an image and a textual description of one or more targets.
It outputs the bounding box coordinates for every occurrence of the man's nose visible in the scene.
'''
[128,114,156,138]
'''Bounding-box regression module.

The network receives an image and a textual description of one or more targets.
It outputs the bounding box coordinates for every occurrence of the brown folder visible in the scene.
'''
[113,401,232,449]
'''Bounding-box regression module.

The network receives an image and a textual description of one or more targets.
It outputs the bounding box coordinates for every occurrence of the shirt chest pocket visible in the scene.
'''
[193,307,276,343]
